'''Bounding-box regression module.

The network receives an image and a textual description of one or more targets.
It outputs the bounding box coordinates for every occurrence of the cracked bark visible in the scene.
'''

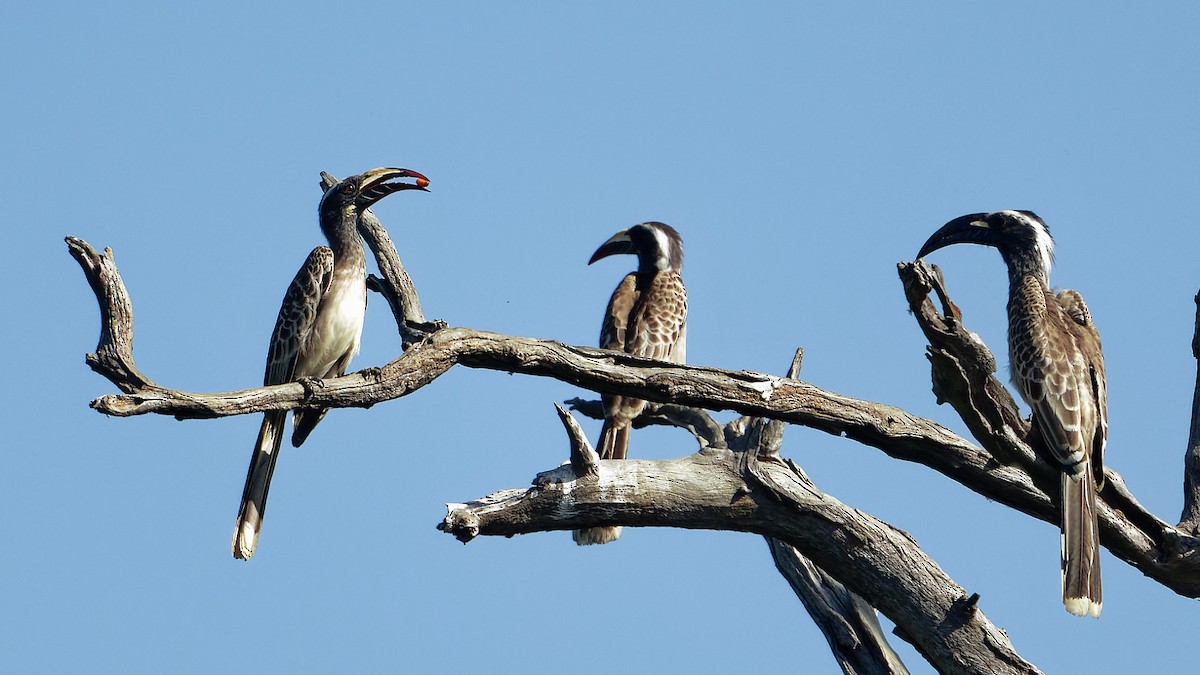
[66,172,1200,673]
[747,355,908,675]
[440,407,1033,674]
[573,353,911,675]
[73,260,1200,600]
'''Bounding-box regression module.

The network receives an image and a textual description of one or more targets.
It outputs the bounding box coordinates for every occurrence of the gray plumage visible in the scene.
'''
[918,210,1106,617]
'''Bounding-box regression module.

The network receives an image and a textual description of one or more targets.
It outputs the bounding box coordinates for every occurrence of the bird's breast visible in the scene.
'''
[297,268,366,378]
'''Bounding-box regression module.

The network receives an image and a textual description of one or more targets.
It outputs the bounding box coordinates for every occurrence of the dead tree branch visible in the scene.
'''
[565,398,727,449]
[66,235,1200,599]
[65,237,156,392]
[572,350,909,674]
[64,178,1200,672]
[438,418,1038,675]
[743,350,909,675]
[768,540,910,675]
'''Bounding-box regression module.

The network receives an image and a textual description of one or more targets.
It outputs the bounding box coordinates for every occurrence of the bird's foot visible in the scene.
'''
[298,376,324,400]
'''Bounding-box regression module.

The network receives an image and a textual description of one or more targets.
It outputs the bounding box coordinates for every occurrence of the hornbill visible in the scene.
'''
[232,167,430,560]
[917,210,1107,617]
[574,221,688,546]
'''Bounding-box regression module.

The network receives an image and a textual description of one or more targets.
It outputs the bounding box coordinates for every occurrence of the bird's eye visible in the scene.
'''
[342,184,354,194]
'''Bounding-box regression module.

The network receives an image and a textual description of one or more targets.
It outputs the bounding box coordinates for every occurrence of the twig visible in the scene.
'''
[554,403,599,476]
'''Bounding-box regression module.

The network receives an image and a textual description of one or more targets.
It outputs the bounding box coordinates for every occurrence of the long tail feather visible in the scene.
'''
[1061,466,1102,617]
[232,410,287,560]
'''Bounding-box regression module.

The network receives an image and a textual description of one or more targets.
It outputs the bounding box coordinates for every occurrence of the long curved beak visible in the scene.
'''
[356,167,431,209]
[916,213,995,260]
[588,229,634,264]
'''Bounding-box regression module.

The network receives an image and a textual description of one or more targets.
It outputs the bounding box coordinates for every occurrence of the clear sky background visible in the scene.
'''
[5,3,1199,673]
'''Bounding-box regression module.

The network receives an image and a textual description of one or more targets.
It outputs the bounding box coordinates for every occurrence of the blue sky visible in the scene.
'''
[6,3,1199,673]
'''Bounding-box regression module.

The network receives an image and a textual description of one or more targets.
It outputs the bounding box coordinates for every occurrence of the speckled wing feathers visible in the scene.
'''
[600,274,638,355]
[627,271,688,364]
[598,271,688,461]
[264,247,335,386]
[1009,279,1105,474]
[1057,289,1107,480]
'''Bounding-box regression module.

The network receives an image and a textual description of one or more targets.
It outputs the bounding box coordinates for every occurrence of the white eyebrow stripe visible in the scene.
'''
[651,225,672,270]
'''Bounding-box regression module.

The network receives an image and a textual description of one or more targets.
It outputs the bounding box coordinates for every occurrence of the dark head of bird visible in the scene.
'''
[588,221,684,273]
[318,167,430,231]
[916,210,1055,283]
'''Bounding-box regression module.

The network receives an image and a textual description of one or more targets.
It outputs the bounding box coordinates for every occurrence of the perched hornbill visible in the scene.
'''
[232,167,430,560]
[917,210,1107,617]
[574,221,688,546]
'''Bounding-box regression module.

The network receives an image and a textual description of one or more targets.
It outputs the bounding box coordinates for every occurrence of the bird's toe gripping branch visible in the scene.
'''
[297,376,325,400]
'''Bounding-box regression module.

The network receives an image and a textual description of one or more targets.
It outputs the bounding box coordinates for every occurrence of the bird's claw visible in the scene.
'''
[298,376,324,400]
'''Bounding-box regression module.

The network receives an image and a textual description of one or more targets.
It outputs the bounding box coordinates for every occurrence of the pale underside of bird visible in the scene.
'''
[917,209,1106,617]
[232,167,429,560]
[574,221,688,546]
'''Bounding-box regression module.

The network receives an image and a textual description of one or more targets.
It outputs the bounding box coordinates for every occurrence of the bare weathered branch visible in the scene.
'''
[900,261,1032,465]
[554,404,599,476]
[65,237,156,393]
[570,348,904,674]
[740,347,908,675]
[67,236,1200,598]
[768,540,910,675]
[438,448,1039,675]
[565,397,726,448]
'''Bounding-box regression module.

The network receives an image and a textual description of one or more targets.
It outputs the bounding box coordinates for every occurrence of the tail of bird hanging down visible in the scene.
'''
[232,410,287,560]
[1061,463,1103,617]
[572,420,631,546]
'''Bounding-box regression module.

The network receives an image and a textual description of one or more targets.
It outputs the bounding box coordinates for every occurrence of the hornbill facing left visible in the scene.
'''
[917,210,1107,617]
[232,167,430,560]
[574,221,688,546]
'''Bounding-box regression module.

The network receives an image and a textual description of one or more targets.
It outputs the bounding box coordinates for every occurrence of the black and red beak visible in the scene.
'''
[355,167,430,209]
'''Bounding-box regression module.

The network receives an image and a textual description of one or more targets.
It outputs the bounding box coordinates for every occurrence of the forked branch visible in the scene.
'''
[439,408,1037,675]
[65,237,1200,599]
[66,179,1200,674]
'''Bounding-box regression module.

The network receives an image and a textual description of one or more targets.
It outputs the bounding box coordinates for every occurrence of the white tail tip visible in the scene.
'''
[1064,596,1102,618]
[232,519,260,560]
